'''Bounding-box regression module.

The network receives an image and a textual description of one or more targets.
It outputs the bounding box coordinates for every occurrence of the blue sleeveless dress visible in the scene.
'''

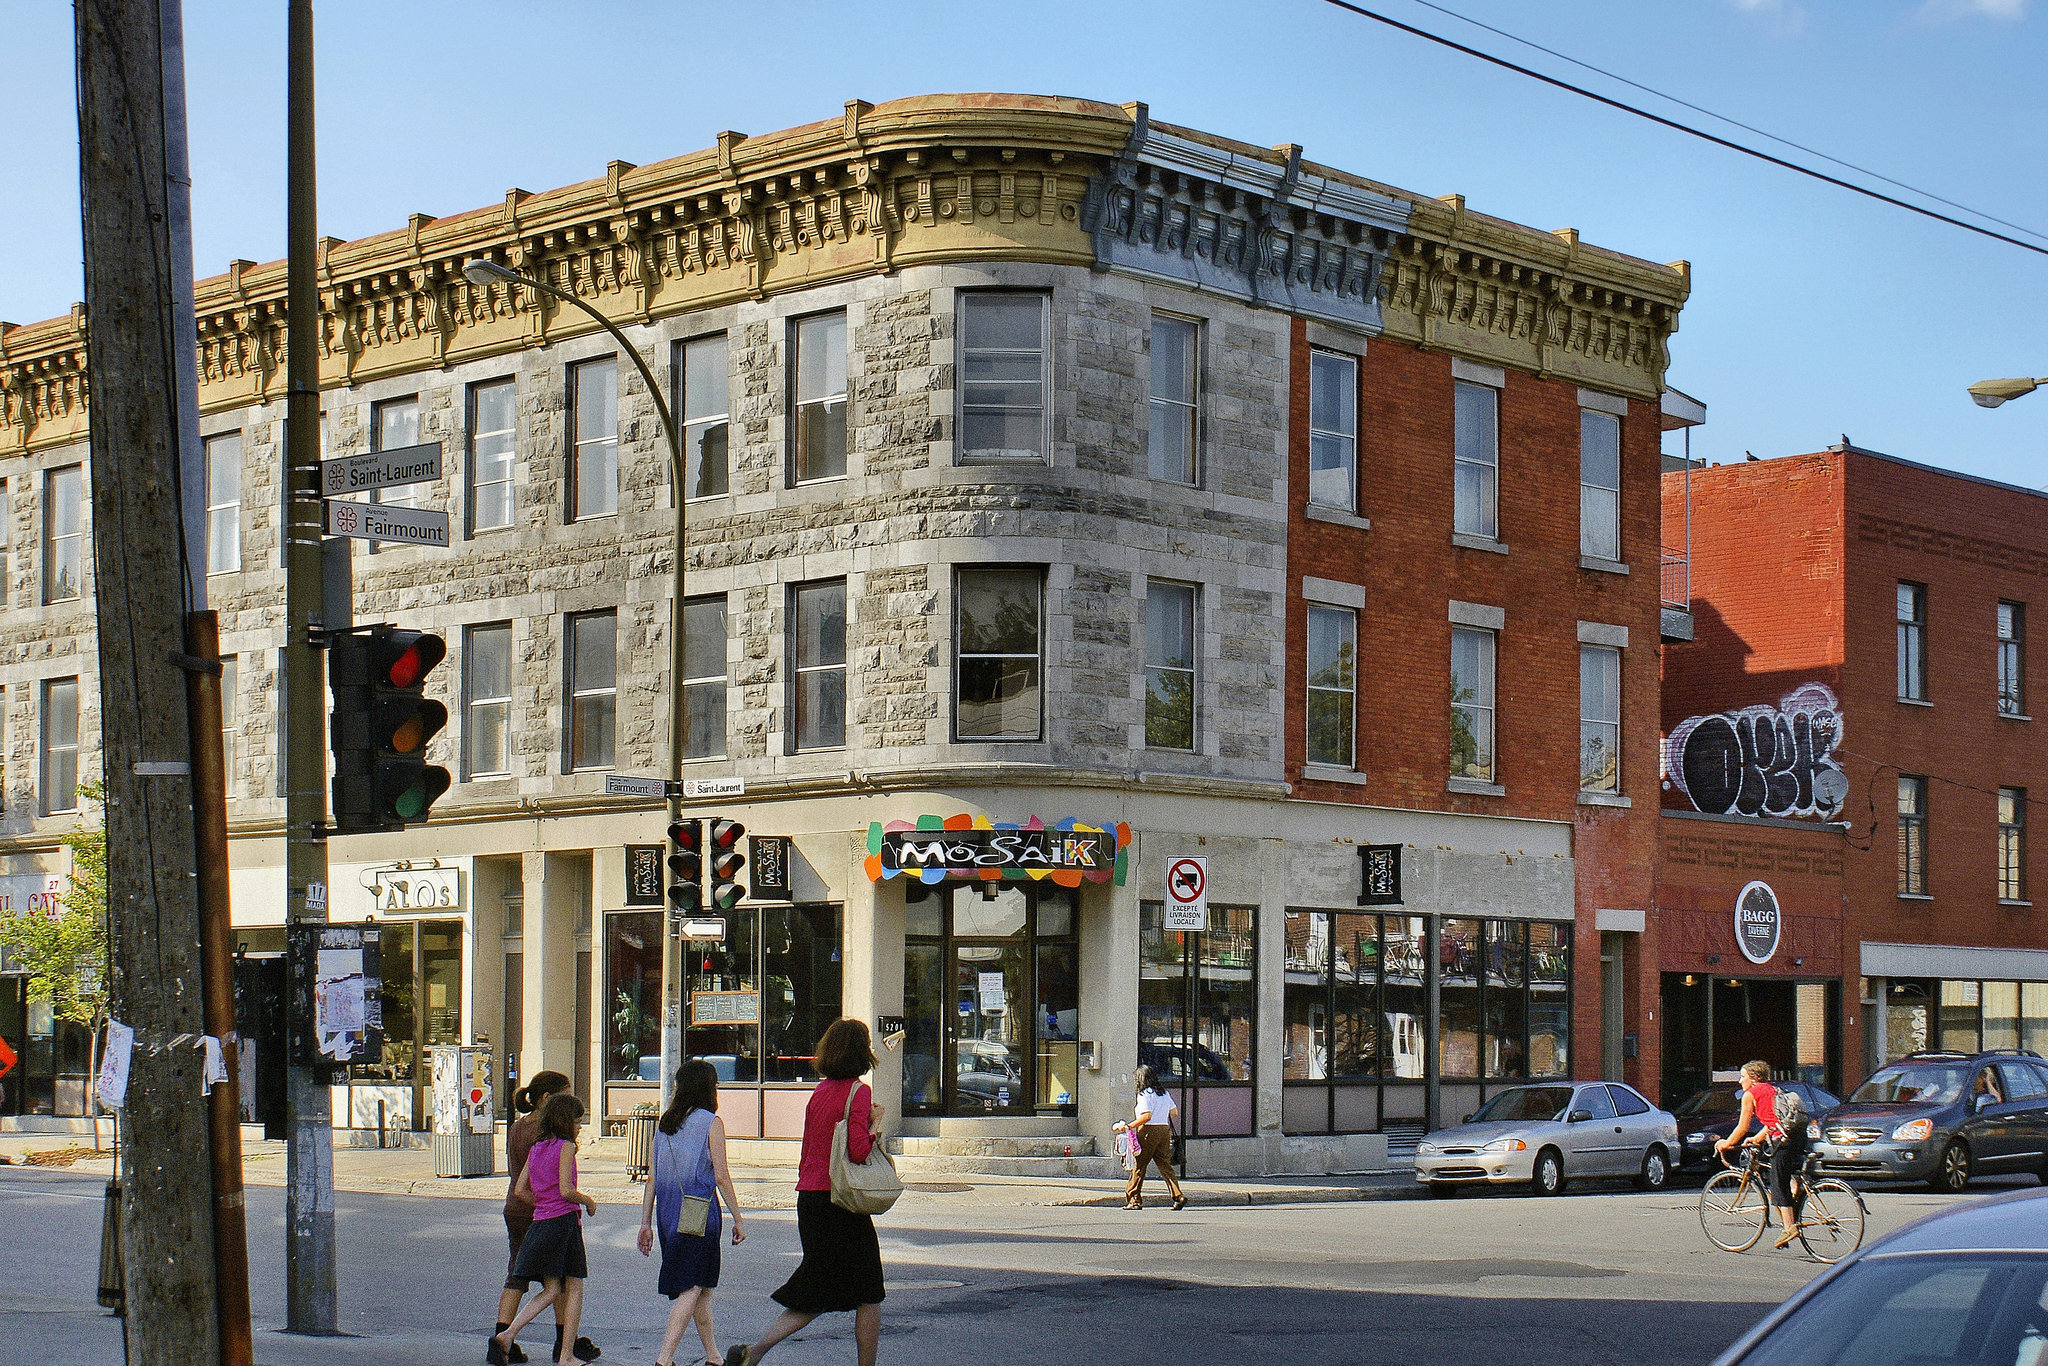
[653,1108,722,1296]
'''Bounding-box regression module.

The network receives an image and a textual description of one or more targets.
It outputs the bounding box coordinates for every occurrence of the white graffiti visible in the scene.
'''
[1665,682,1848,819]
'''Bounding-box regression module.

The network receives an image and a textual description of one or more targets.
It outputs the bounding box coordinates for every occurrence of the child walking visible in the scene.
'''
[492,1093,599,1366]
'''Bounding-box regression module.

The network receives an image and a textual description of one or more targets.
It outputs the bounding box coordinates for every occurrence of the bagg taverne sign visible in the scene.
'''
[865,814,1131,888]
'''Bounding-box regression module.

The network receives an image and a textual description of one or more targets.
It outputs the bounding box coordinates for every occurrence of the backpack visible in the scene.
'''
[1773,1086,1807,1131]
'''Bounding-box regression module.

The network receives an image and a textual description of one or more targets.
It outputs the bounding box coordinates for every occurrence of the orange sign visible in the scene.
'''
[0,1032,16,1078]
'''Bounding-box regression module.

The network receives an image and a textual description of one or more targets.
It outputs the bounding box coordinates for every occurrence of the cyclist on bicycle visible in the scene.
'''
[1713,1060,1809,1249]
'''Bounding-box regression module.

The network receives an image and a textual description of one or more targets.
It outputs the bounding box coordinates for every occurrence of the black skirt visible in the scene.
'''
[510,1212,588,1283]
[771,1191,885,1313]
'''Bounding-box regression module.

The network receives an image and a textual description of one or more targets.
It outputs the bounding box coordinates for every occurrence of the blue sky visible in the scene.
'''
[4,0,2044,480]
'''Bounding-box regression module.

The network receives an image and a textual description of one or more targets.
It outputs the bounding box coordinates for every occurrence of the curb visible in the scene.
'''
[1047,1182,1428,1208]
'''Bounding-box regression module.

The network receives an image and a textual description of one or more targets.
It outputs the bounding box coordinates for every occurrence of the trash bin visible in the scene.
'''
[626,1103,658,1182]
[431,1045,497,1178]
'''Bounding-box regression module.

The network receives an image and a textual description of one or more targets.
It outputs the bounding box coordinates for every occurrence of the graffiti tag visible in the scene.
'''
[1665,683,1849,819]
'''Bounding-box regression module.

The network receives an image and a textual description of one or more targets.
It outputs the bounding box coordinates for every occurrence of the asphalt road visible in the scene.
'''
[0,1168,2018,1366]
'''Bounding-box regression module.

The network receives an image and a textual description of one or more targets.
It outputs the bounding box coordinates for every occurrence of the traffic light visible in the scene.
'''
[328,625,451,833]
[708,818,747,910]
[667,820,704,915]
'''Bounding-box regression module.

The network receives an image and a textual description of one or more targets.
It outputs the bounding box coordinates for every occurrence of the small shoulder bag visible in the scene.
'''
[658,1126,713,1239]
[828,1083,903,1216]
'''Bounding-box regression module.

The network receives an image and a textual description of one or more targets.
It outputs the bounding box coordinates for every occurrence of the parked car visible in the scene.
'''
[1708,1187,2048,1366]
[1808,1049,2048,1192]
[1136,1039,1235,1083]
[1413,1081,1679,1196]
[1673,1079,1842,1175]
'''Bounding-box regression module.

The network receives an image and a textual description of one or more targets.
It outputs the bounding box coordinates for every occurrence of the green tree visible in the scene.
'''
[0,780,107,1028]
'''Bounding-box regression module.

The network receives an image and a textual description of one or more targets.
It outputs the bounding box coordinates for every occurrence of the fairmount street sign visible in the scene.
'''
[325,499,450,547]
[321,442,443,498]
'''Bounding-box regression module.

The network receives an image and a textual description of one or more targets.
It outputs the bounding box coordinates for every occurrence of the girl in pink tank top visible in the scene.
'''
[493,1094,598,1366]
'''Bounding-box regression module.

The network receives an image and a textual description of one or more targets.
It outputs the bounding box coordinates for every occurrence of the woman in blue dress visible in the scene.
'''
[638,1059,748,1366]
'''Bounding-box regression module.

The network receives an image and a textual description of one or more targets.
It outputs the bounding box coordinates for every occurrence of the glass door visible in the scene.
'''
[950,939,1030,1114]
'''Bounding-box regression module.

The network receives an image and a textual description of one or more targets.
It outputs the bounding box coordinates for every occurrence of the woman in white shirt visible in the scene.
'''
[1113,1065,1185,1211]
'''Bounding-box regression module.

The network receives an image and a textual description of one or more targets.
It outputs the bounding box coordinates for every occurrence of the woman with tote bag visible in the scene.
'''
[638,1059,747,1366]
[726,1019,894,1366]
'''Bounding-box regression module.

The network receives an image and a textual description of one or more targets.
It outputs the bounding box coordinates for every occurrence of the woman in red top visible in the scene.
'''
[727,1019,886,1366]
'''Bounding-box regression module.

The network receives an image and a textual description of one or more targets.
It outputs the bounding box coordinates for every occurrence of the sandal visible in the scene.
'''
[1773,1229,1799,1250]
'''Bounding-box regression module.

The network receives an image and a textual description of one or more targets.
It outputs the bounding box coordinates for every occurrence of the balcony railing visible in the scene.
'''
[1660,552,1690,611]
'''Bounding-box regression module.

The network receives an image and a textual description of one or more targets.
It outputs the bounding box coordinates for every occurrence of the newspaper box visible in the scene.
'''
[431,1045,496,1178]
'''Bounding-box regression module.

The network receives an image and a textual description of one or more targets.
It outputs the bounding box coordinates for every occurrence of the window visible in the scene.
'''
[604,911,663,1084]
[1140,902,1257,1137]
[1579,409,1621,561]
[1451,627,1497,782]
[219,654,237,797]
[0,478,10,605]
[1579,645,1621,792]
[368,397,419,554]
[1145,580,1197,750]
[679,334,729,499]
[1305,604,1356,767]
[1453,381,1498,539]
[682,595,727,760]
[955,568,1042,741]
[2000,787,2025,902]
[204,432,241,574]
[1898,775,1928,894]
[958,294,1048,463]
[684,903,843,1088]
[465,622,512,778]
[40,677,78,814]
[791,312,847,481]
[1898,582,1926,701]
[1999,602,2024,716]
[1308,351,1358,511]
[468,379,516,533]
[569,357,618,520]
[791,580,846,751]
[44,465,82,603]
[566,610,616,771]
[1148,314,1198,483]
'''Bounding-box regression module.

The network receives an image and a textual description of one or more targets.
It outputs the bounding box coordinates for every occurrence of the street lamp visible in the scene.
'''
[463,257,692,1101]
[1967,376,2045,409]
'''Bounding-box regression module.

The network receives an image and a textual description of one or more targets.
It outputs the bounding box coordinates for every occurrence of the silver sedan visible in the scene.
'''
[1413,1081,1680,1196]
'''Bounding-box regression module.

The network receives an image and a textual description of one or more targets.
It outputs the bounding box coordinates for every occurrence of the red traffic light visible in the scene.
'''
[710,818,744,850]
[668,820,704,852]
[377,630,446,689]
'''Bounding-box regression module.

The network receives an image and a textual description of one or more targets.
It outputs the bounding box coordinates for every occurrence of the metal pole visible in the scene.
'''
[283,0,337,1334]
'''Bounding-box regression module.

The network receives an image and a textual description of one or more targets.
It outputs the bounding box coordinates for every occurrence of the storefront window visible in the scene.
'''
[1982,981,2020,1052]
[1941,980,1981,1054]
[1383,917,1426,1080]
[1484,921,1527,1078]
[2026,983,2048,1056]
[1439,919,1481,1079]
[1139,902,1256,1085]
[1528,921,1571,1077]
[343,918,465,1130]
[684,910,762,1083]
[762,905,844,1082]
[605,911,663,1083]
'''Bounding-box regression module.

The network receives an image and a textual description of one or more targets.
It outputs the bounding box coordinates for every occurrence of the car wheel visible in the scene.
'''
[1636,1145,1670,1191]
[1529,1148,1565,1197]
[1428,1181,1460,1199]
[1932,1139,1972,1193]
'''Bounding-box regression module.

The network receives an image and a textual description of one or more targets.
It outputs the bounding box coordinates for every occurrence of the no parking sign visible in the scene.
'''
[1165,856,1207,931]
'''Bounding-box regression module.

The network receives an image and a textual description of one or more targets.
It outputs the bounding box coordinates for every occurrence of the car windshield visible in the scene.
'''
[1469,1086,1574,1124]
[1675,1083,1743,1118]
[1733,1253,2048,1366]
[1852,1064,1971,1105]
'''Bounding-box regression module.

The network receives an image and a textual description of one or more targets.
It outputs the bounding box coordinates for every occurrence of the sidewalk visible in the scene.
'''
[0,1130,1424,1208]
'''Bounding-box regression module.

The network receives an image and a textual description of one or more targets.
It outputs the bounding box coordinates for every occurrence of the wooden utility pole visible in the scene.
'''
[74,0,221,1360]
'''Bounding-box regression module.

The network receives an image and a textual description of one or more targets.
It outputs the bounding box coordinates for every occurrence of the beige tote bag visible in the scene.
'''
[828,1082,903,1215]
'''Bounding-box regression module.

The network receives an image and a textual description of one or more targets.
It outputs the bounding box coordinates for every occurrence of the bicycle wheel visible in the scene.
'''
[1700,1169,1769,1252]
[1797,1179,1867,1264]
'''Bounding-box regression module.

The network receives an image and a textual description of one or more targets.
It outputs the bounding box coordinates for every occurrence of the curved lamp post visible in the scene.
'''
[1968,376,2045,410]
[462,257,691,1102]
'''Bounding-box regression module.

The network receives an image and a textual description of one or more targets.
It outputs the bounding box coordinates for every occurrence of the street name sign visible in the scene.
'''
[604,774,669,799]
[322,442,443,498]
[325,499,450,547]
[684,777,746,799]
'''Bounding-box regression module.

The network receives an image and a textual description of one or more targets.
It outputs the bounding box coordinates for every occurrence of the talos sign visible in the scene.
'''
[1735,880,1782,965]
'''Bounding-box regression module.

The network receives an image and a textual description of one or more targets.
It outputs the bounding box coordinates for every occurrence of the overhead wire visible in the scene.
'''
[1317,0,2048,261]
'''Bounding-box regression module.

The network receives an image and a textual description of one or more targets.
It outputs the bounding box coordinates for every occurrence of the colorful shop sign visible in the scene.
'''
[865,814,1131,887]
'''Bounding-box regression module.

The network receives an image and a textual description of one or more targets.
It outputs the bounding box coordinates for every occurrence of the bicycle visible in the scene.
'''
[1698,1140,1867,1263]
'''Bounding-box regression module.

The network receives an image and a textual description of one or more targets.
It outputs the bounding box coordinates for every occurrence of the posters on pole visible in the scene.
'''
[96,1020,134,1110]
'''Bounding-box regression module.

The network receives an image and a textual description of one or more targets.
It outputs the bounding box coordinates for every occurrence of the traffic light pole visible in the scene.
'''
[283,0,338,1335]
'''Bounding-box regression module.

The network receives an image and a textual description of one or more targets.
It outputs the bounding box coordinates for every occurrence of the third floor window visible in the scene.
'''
[570,357,619,520]
[1898,775,1929,894]
[1308,350,1358,512]
[44,465,82,603]
[959,293,1048,464]
[1148,314,1198,484]
[1579,409,1621,562]
[2000,786,2025,903]
[1453,380,1499,540]
[469,379,516,533]
[680,334,730,499]
[792,312,848,482]
[369,397,419,554]
[204,431,241,575]
[1898,582,1927,701]
[1999,601,2025,716]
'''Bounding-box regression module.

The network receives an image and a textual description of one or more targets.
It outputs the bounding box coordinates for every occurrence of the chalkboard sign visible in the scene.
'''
[624,844,664,906]
[750,835,793,901]
[691,991,761,1026]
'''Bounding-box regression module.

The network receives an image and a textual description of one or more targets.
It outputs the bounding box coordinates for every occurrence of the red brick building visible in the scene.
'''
[1658,443,2048,1104]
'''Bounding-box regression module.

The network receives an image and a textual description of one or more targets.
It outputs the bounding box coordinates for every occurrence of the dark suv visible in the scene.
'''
[1809,1049,2048,1191]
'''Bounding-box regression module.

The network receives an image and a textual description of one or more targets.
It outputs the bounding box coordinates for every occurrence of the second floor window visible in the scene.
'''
[680,334,730,499]
[466,622,512,778]
[792,580,846,751]
[45,465,82,603]
[1579,645,1620,792]
[1999,601,2024,716]
[1579,409,1621,561]
[41,676,78,814]
[2000,786,2025,902]
[369,397,420,553]
[1148,314,1198,483]
[204,432,241,574]
[792,312,847,482]
[1453,381,1498,539]
[1305,604,1356,767]
[959,293,1048,463]
[1145,580,1197,750]
[469,379,516,533]
[570,357,619,520]
[1898,775,1928,894]
[219,654,238,797]
[567,610,616,771]
[1308,350,1358,511]
[683,596,727,760]
[1451,626,1497,783]
[1898,582,1927,701]
[956,568,1042,741]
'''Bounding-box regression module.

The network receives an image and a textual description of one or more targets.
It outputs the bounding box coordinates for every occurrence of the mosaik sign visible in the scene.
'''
[865,814,1130,887]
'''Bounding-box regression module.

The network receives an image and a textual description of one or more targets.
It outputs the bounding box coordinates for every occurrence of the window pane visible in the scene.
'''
[1898,583,1920,623]
[1580,645,1621,792]
[571,613,616,693]
[796,670,846,750]
[468,624,511,776]
[683,597,726,682]
[47,466,82,602]
[605,912,664,1082]
[957,409,1041,460]
[1197,906,1257,1083]
[1307,606,1354,690]
[1440,918,1481,1078]
[794,582,846,670]
[1283,912,1331,1081]
[762,904,844,1082]
[962,294,1044,351]
[1146,582,1197,750]
[685,907,760,1082]
[1331,913,1380,1081]
[1485,921,1527,1078]
[1308,351,1357,511]
[795,397,847,481]
[205,433,242,575]
[903,941,944,1109]
[1528,922,1571,1076]
[1306,605,1356,767]
[42,677,78,813]
[683,335,729,420]
[573,359,618,518]
[957,658,1041,739]
[1454,461,1496,540]
[796,312,847,401]
[1152,317,1196,405]
[1454,382,1497,468]
[1452,628,1495,781]
[471,380,517,531]
[1149,316,1198,484]
[376,399,420,451]
[1149,402,1195,484]
[1580,410,1620,489]
[958,570,1040,655]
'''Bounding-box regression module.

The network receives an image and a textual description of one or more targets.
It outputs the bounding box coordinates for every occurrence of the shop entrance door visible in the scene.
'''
[950,939,1031,1115]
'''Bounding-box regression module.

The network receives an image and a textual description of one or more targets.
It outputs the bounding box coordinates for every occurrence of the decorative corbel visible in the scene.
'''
[848,158,892,272]
[610,215,655,323]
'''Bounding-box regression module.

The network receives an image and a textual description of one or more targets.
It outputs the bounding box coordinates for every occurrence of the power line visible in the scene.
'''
[1400,0,2048,249]
[1317,0,2048,261]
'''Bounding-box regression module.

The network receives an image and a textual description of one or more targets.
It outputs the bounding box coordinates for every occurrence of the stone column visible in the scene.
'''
[851,847,902,1130]
[521,851,581,1082]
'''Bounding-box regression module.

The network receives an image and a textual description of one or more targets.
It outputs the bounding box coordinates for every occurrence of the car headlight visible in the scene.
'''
[1483,1137,1527,1153]
[1686,1132,1709,1145]
[1807,1121,1822,1140]
[1417,1140,1438,1154]
[1892,1118,1933,1142]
